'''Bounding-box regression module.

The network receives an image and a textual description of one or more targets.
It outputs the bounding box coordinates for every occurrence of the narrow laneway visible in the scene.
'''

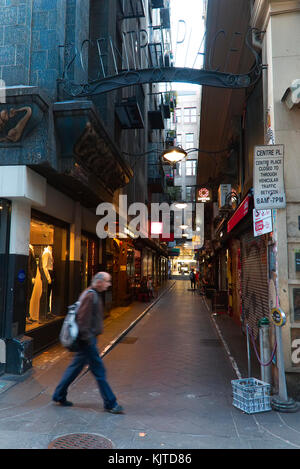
[1,280,300,449]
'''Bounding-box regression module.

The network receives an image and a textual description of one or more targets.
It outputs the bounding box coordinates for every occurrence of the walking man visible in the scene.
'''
[52,272,124,414]
[189,268,196,290]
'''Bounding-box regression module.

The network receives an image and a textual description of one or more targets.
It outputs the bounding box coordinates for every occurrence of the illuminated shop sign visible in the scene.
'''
[197,188,211,202]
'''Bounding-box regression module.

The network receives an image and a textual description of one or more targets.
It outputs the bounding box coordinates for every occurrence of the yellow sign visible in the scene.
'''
[271,307,286,327]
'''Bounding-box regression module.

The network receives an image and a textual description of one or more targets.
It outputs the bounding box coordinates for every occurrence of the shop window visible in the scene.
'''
[184,107,197,123]
[186,186,195,202]
[175,108,181,123]
[81,233,99,292]
[185,160,197,176]
[293,288,300,322]
[185,132,194,149]
[26,217,68,331]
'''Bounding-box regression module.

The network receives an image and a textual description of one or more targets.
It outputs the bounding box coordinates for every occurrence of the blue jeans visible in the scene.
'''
[53,337,117,409]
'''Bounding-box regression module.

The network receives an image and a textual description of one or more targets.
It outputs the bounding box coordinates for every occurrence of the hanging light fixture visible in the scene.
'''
[161,146,187,165]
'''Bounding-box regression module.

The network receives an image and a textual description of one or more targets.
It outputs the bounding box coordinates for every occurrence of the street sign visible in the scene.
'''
[254,144,286,209]
[253,209,273,237]
[271,307,286,327]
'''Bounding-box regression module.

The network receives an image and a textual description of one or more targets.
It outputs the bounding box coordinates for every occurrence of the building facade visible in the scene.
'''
[198,0,300,398]
[0,0,170,374]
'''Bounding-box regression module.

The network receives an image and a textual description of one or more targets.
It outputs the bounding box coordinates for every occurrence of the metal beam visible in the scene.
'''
[60,65,262,97]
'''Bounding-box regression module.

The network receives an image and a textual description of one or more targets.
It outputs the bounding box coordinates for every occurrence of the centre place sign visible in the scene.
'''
[253,144,286,210]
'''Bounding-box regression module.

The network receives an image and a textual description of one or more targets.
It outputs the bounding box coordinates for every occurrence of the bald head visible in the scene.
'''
[91,272,111,292]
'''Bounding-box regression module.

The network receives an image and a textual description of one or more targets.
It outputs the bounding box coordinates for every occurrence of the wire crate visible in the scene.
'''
[231,378,272,414]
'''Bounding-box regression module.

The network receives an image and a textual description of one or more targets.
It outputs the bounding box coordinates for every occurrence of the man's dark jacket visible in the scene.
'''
[76,288,103,343]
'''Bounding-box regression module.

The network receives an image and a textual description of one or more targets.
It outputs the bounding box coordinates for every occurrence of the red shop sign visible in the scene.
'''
[227,195,251,233]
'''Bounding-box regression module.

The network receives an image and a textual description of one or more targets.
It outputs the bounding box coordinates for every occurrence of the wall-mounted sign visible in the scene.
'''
[254,144,286,209]
[271,307,286,327]
[168,248,180,257]
[197,187,211,202]
[253,209,273,237]
[227,195,251,233]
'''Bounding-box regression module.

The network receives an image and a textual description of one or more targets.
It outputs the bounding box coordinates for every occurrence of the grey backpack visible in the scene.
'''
[59,289,98,351]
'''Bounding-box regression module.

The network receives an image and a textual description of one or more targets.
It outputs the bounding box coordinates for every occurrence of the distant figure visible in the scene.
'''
[189,269,196,290]
[147,276,154,298]
[140,276,148,293]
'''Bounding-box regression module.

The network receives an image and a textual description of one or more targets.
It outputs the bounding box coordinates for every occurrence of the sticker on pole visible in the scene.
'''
[254,144,286,209]
[253,209,273,237]
[271,307,286,327]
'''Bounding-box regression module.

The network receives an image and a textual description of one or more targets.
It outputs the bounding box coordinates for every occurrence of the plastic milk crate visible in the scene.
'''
[231,378,272,414]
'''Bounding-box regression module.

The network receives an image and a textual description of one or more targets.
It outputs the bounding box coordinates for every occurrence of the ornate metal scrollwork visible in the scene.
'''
[58,27,263,97]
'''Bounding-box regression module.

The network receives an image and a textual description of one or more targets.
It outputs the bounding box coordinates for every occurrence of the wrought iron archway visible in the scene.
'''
[58,28,264,98]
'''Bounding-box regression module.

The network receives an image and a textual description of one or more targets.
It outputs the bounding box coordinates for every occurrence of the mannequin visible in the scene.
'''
[39,245,54,320]
[26,244,37,324]
[42,245,54,317]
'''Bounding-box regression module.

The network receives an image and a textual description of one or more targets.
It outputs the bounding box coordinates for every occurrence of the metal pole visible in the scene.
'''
[270,307,298,412]
[259,318,272,384]
[275,325,288,402]
[259,327,265,382]
[246,325,251,378]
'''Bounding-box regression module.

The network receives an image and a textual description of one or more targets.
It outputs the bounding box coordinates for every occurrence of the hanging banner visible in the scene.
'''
[253,209,273,237]
[254,144,286,209]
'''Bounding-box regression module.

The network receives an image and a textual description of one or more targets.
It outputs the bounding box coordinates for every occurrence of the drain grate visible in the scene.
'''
[120,336,138,344]
[48,433,114,449]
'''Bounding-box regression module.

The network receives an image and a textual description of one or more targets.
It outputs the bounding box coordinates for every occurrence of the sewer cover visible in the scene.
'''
[48,433,114,449]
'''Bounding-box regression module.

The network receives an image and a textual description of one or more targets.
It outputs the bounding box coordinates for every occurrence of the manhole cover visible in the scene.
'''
[48,433,114,449]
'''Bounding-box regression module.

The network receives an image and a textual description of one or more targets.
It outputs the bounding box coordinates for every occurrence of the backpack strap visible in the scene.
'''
[88,288,99,305]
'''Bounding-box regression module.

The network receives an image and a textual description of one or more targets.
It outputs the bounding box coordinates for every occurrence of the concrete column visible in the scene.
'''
[5,200,31,338]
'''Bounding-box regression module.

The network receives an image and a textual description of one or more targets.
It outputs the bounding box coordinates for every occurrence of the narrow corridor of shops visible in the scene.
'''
[0,280,300,449]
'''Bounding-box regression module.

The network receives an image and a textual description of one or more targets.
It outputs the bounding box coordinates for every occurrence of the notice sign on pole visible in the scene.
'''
[253,209,273,237]
[254,144,286,209]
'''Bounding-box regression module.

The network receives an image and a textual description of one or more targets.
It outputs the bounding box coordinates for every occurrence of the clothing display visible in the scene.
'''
[27,244,55,326]
[39,246,54,321]
[43,246,54,316]
[26,244,38,324]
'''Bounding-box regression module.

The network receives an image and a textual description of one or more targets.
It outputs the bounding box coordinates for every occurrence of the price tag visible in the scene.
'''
[271,307,286,327]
